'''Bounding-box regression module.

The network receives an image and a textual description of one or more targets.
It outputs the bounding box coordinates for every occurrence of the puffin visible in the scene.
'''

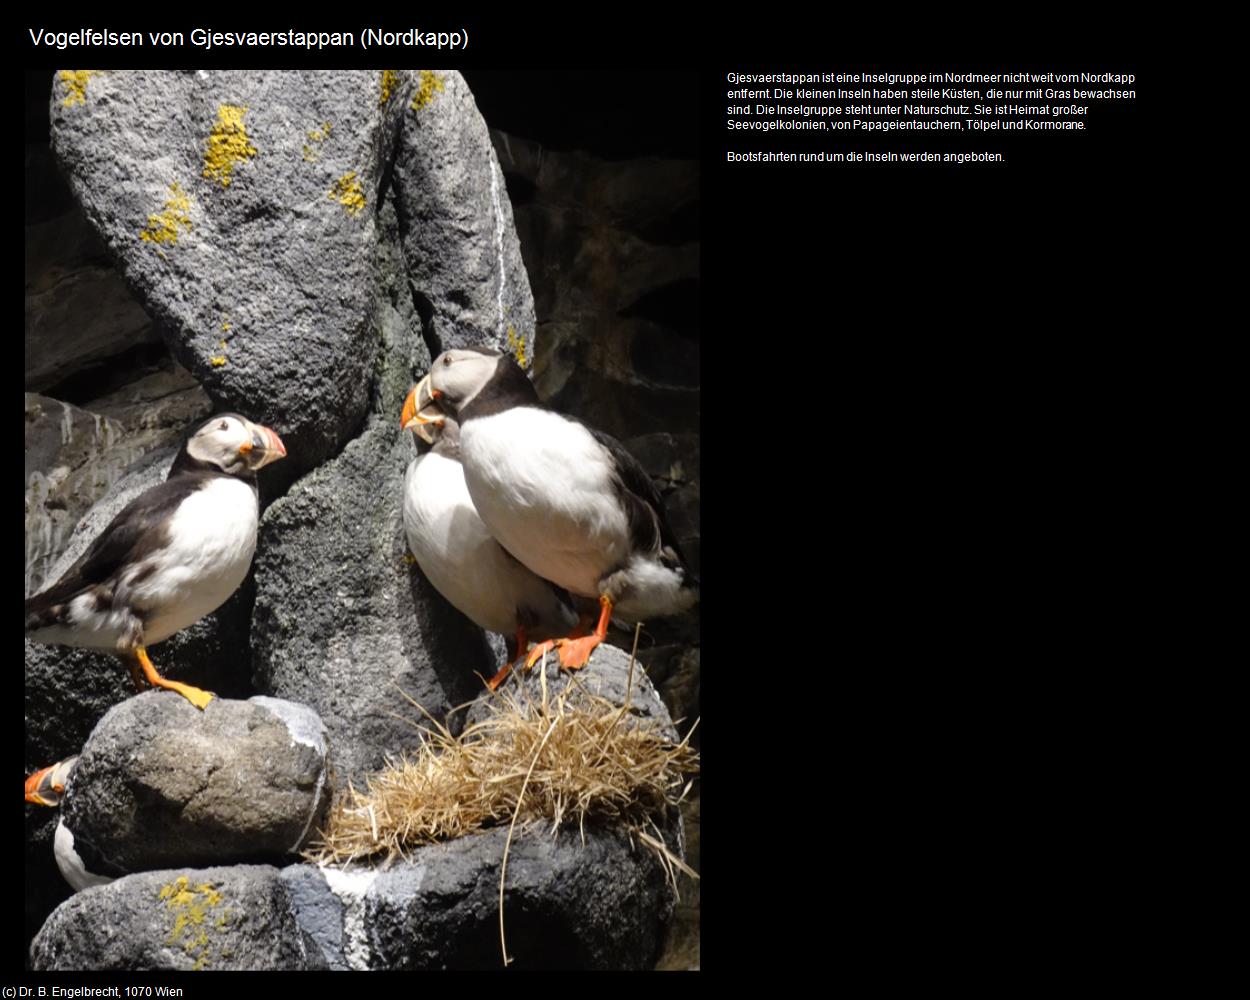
[399,408,579,689]
[24,414,286,710]
[402,348,698,670]
[25,756,117,892]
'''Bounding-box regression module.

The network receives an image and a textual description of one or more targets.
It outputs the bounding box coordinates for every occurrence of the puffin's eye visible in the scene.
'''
[443,355,452,366]
[219,421,229,431]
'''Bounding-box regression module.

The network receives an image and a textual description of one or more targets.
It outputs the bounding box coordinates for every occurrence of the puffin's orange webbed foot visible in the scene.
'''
[485,663,514,691]
[135,647,214,710]
[555,633,604,670]
[525,640,559,669]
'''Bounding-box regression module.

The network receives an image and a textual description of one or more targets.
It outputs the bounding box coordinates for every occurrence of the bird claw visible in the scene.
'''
[556,634,602,670]
[163,682,215,711]
[525,640,559,669]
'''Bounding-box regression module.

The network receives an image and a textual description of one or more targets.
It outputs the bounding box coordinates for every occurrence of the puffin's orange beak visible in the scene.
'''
[401,385,421,431]
[25,759,74,807]
[402,376,445,444]
[241,424,287,469]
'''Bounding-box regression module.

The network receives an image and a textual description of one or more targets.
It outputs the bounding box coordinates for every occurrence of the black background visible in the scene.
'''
[19,13,1171,981]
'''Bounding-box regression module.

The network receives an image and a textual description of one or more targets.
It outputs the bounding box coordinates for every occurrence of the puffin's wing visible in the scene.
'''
[24,477,199,627]
[587,426,691,572]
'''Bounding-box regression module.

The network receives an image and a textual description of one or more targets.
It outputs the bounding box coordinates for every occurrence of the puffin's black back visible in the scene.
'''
[588,426,695,581]
[23,417,243,628]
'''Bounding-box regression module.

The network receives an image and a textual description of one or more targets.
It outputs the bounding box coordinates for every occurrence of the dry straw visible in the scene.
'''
[304,642,699,965]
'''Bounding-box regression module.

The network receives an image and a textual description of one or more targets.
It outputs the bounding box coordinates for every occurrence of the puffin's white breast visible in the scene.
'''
[54,820,114,893]
[128,476,259,645]
[459,408,631,598]
[403,452,572,638]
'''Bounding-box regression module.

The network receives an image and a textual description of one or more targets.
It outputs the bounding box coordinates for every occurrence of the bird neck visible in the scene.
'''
[457,358,544,424]
[168,449,256,486]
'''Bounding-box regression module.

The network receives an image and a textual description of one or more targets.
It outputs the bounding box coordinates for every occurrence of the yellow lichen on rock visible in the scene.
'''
[303,122,332,163]
[380,70,401,105]
[203,105,258,187]
[507,325,529,368]
[411,70,445,110]
[59,71,98,107]
[329,172,366,215]
[139,183,193,246]
[157,875,229,971]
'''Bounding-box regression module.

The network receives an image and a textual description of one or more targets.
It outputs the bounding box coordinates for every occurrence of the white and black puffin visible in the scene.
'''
[24,414,286,710]
[398,404,579,688]
[25,756,117,892]
[402,348,698,670]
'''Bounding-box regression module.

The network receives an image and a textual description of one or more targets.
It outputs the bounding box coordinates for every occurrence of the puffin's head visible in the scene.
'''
[403,349,504,430]
[182,414,287,477]
[25,756,78,808]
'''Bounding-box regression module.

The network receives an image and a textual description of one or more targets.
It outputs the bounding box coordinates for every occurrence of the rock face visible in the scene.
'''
[50,69,415,483]
[60,694,331,874]
[394,72,536,364]
[465,641,678,738]
[31,865,327,971]
[284,826,675,971]
[24,374,211,596]
[250,186,503,789]
[25,162,160,392]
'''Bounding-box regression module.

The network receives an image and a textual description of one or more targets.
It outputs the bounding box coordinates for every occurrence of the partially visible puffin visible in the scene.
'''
[24,756,77,808]
[24,414,286,709]
[25,756,117,892]
[399,405,579,688]
[403,348,698,670]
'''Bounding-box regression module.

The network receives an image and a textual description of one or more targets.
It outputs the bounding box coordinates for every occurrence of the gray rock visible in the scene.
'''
[395,72,537,362]
[26,394,137,597]
[31,865,327,971]
[251,412,493,788]
[250,178,508,789]
[50,69,415,481]
[25,179,160,391]
[279,865,350,970]
[465,640,678,740]
[24,377,212,596]
[60,693,330,873]
[89,363,213,442]
[300,823,677,970]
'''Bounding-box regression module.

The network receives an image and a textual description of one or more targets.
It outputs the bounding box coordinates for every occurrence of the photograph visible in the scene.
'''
[24,66,700,971]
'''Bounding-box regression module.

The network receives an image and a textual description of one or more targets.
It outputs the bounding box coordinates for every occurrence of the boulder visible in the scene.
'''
[25,157,160,392]
[298,824,676,970]
[250,412,495,789]
[60,693,330,874]
[465,640,679,738]
[395,72,536,363]
[281,642,687,970]
[50,69,417,482]
[250,169,516,788]
[24,377,211,597]
[31,865,327,971]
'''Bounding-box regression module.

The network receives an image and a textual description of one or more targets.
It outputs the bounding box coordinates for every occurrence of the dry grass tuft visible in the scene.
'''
[303,664,700,895]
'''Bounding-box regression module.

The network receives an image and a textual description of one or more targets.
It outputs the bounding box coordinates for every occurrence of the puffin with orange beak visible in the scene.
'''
[24,414,287,710]
[25,756,117,892]
[400,384,578,688]
[405,349,697,672]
